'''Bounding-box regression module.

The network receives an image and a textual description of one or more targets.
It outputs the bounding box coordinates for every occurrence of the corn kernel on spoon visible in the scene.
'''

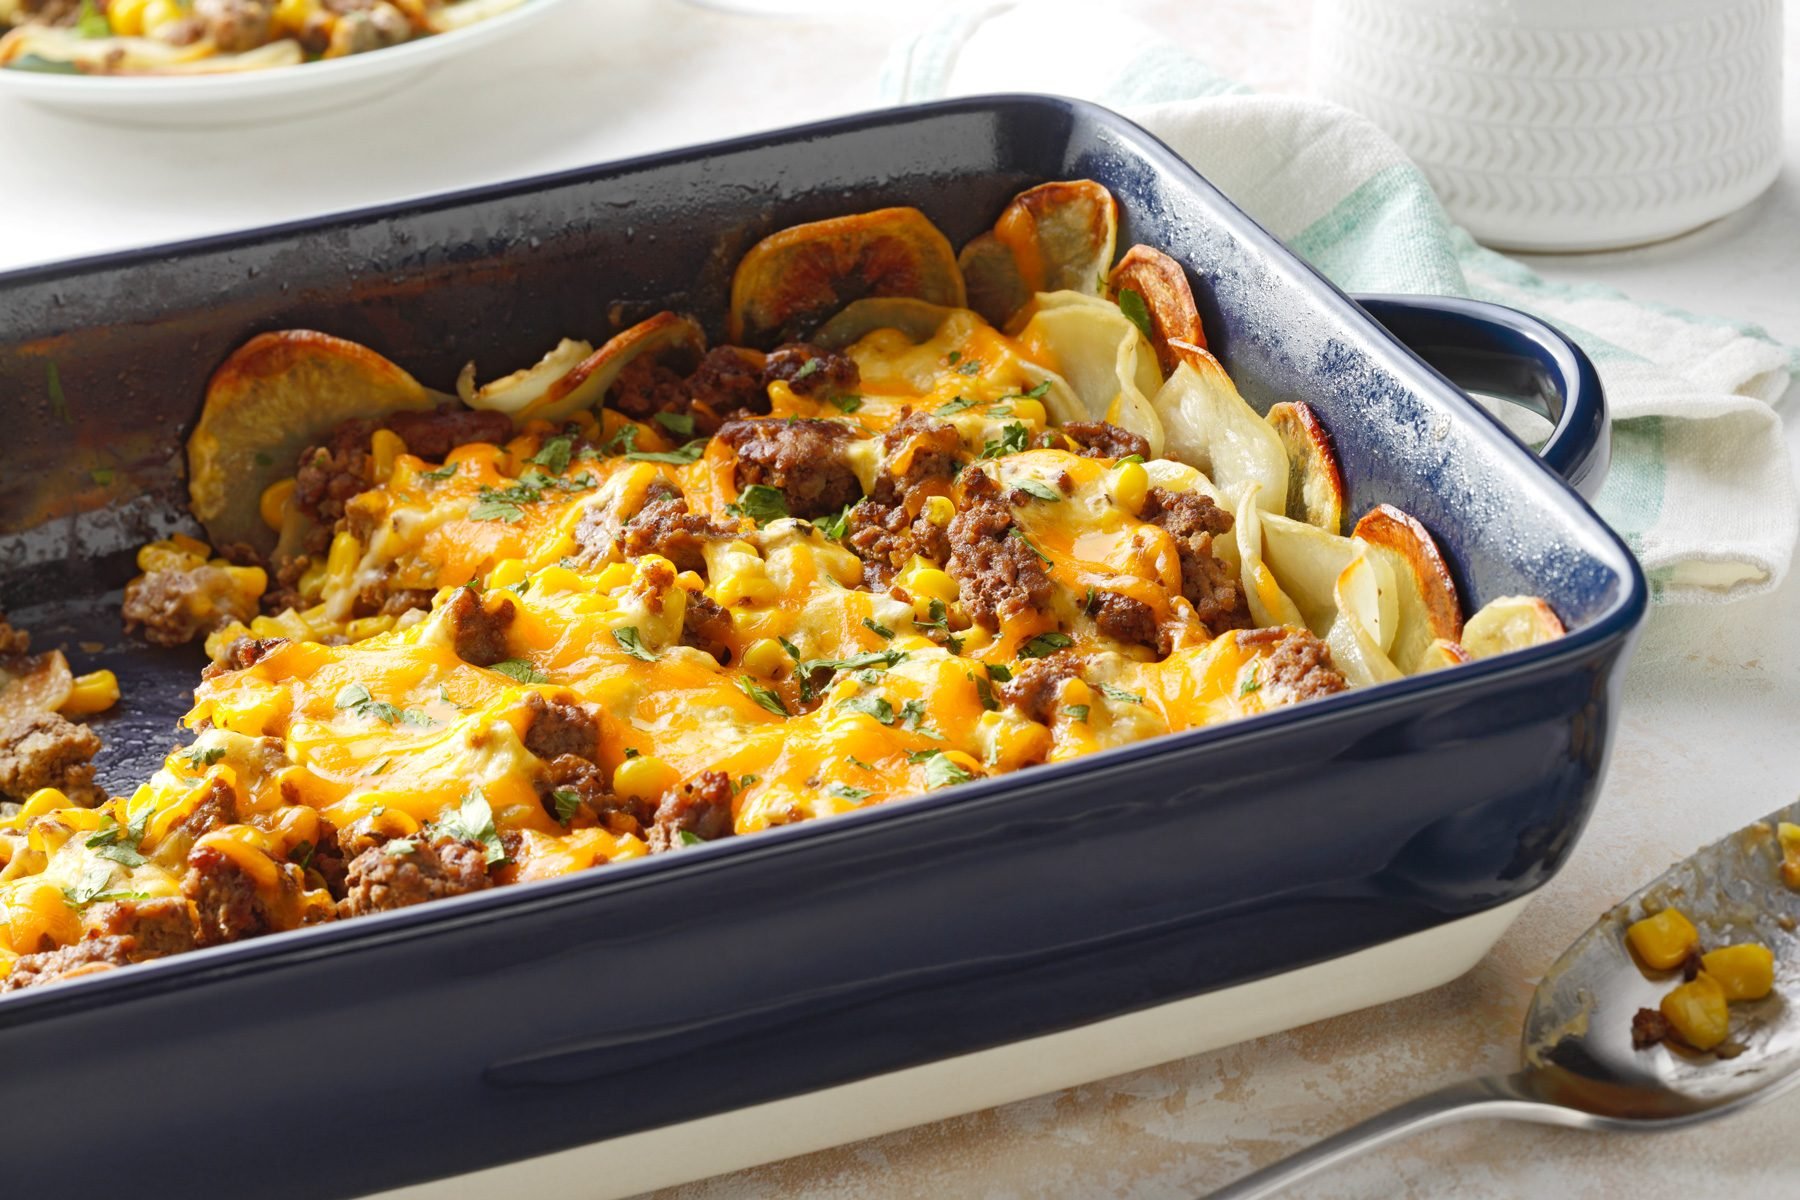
[1205,799,1800,1200]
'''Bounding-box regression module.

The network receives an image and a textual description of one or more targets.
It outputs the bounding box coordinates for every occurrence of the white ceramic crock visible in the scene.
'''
[1311,0,1784,252]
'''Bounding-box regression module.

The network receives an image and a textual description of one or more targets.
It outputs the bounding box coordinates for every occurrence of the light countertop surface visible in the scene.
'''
[2,2,1796,1198]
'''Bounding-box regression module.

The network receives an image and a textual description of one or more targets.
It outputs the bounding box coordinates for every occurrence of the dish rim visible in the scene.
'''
[0,93,1650,1022]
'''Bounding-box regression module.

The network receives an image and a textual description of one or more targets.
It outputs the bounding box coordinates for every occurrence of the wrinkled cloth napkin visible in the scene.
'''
[882,1,1799,603]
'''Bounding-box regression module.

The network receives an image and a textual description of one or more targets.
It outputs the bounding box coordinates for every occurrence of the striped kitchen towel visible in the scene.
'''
[883,1,1799,603]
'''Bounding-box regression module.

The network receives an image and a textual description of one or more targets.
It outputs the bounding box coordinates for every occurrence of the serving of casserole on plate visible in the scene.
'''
[0,97,1645,1197]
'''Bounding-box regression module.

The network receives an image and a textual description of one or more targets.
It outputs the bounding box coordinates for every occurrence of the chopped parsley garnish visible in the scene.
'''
[778,636,802,661]
[600,423,640,456]
[727,484,790,525]
[253,451,274,468]
[947,350,961,365]
[437,789,508,865]
[1020,631,1074,658]
[936,395,980,416]
[182,744,225,769]
[862,617,894,640]
[419,461,459,482]
[828,393,863,413]
[90,467,114,486]
[737,774,760,790]
[1062,704,1090,723]
[848,756,877,771]
[335,682,404,725]
[64,861,113,905]
[840,693,894,725]
[921,751,975,789]
[528,434,573,474]
[652,411,696,439]
[956,358,983,376]
[289,840,317,870]
[898,698,934,734]
[490,658,551,684]
[980,421,1030,459]
[383,837,419,858]
[1008,527,1052,563]
[816,504,853,540]
[1013,478,1063,502]
[626,438,710,465]
[828,783,871,801]
[437,685,464,710]
[791,357,824,382]
[1099,683,1145,705]
[1118,453,1145,465]
[469,480,541,523]
[972,672,999,712]
[1118,287,1155,341]
[799,649,904,677]
[551,789,583,823]
[1239,669,1262,696]
[1003,380,1053,402]
[399,709,438,729]
[738,675,790,717]
[86,809,149,868]
[612,626,657,662]
[985,663,1013,682]
[75,0,109,37]
[678,830,707,846]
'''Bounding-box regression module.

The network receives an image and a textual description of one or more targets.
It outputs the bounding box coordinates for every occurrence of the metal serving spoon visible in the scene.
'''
[1206,799,1800,1199]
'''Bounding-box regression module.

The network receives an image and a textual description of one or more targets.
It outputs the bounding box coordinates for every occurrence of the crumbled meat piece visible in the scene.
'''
[945,471,1055,630]
[215,542,265,568]
[293,420,377,528]
[1240,627,1349,704]
[999,652,1081,725]
[536,754,646,831]
[380,588,437,617]
[1140,487,1248,636]
[320,1,411,55]
[151,14,207,43]
[191,0,274,52]
[295,821,349,899]
[183,843,289,946]
[1631,1007,1672,1049]
[172,777,239,841]
[716,417,862,518]
[762,343,859,397]
[444,586,515,668]
[686,346,770,422]
[1090,591,1162,654]
[619,487,737,573]
[86,897,198,961]
[0,937,132,992]
[680,591,734,662]
[383,404,512,462]
[0,614,29,656]
[0,711,102,805]
[521,693,600,762]
[1058,420,1150,461]
[646,770,734,852]
[339,834,492,917]
[871,410,962,506]
[846,498,951,586]
[202,635,287,680]
[122,564,260,648]
[609,357,689,423]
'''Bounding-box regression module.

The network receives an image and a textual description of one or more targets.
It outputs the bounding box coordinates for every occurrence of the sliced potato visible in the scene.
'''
[427,0,527,33]
[1326,553,1405,688]
[1107,244,1205,373]
[0,648,73,726]
[813,297,961,351]
[1233,486,1304,630]
[959,181,1119,328]
[1353,504,1464,674]
[728,208,965,347]
[1266,401,1345,535]
[188,331,441,554]
[1463,595,1566,659]
[1016,297,1165,456]
[1151,341,1287,515]
[461,314,705,427]
[1417,639,1471,672]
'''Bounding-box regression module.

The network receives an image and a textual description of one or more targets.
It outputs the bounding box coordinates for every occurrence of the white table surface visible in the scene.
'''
[3,2,1796,1198]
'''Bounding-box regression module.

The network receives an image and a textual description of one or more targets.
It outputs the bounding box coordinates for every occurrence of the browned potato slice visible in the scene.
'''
[959,181,1119,328]
[462,313,706,426]
[1267,401,1346,535]
[1353,504,1464,673]
[1107,244,1205,373]
[813,298,961,351]
[189,331,442,555]
[728,208,965,347]
[0,647,73,725]
[1463,595,1566,659]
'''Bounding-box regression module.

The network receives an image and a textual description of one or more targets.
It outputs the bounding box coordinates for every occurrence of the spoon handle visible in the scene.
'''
[1200,1072,1564,1199]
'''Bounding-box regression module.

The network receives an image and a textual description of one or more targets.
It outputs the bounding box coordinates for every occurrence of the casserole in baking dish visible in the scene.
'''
[0,95,1643,1197]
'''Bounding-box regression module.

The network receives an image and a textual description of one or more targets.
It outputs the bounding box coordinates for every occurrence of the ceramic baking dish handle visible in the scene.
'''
[1354,294,1609,500]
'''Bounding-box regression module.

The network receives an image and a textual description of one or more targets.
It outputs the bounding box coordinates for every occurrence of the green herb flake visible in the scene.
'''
[678,830,707,846]
[738,675,790,718]
[727,484,790,525]
[840,693,894,725]
[335,682,404,725]
[737,774,761,791]
[46,362,70,424]
[182,744,226,769]
[419,462,459,482]
[1239,669,1262,697]
[985,663,1013,683]
[1019,631,1074,659]
[791,357,824,382]
[922,752,975,790]
[828,783,872,802]
[980,421,1029,460]
[65,861,114,906]
[89,467,114,486]
[652,411,696,439]
[956,358,983,376]
[8,53,82,74]
[828,393,863,414]
[1062,704,1090,723]
[778,636,802,661]
[1013,478,1062,502]
[862,617,894,640]
[1099,683,1145,705]
[1005,380,1052,402]
[1118,454,1145,465]
[438,789,507,865]
[551,789,583,823]
[947,350,961,365]
[468,496,525,523]
[627,438,710,465]
[490,658,550,684]
[898,698,933,733]
[1008,527,1052,563]
[528,434,573,475]
[817,504,853,540]
[75,0,109,37]
[612,626,657,662]
[935,395,980,416]
[383,836,419,858]
[972,672,999,712]
[1118,287,1155,341]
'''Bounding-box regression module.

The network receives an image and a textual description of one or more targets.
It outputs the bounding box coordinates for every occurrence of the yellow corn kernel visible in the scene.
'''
[324,532,362,591]
[715,574,780,607]
[487,558,528,590]
[14,788,71,825]
[222,564,268,603]
[370,429,407,484]
[61,669,119,716]
[271,0,311,32]
[140,0,182,27]
[1779,822,1800,890]
[1700,944,1774,1002]
[592,562,634,592]
[1009,397,1048,426]
[205,620,252,660]
[921,495,956,528]
[137,538,204,573]
[344,615,396,643]
[613,755,680,803]
[533,565,583,594]
[171,532,211,559]
[109,0,149,36]
[675,570,706,592]
[1110,460,1149,514]
[7,881,82,954]
[1060,678,1093,711]
[1660,972,1730,1050]
[1626,906,1699,971]
[904,566,958,608]
[740,638,789,680]
[259,478,296,533]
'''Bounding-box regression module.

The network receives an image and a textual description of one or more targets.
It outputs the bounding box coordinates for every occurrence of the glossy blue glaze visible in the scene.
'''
[0,96,1645,1198]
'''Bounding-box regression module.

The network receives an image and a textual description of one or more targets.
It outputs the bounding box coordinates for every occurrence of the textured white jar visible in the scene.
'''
[1311,0,1784,252]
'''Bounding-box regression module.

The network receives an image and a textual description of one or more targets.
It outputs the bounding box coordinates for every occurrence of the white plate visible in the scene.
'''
[0,0,572,127]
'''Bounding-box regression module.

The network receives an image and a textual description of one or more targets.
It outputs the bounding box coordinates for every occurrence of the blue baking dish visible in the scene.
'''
[0,95,1644,1197]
